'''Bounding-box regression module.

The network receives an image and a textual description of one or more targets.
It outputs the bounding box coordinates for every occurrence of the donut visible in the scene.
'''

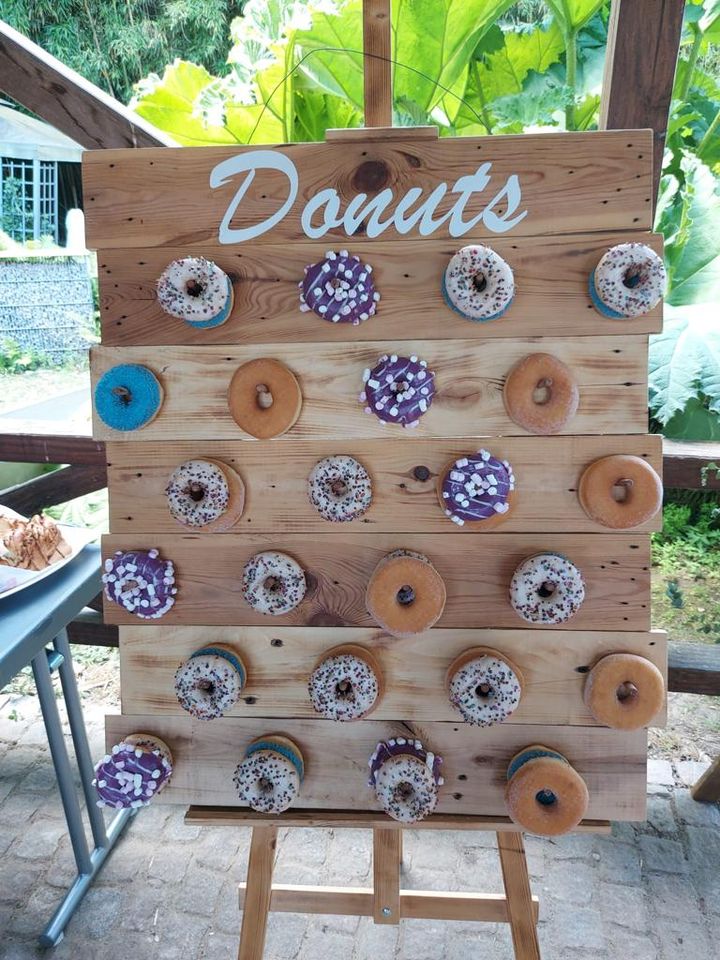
[308,644,382,721]
[366,549,446,637]
[447,647,524,726]
[94,364,163,432]
[503,354,579,435]
[578,455,662,529]
[233,735,304,814]
[307,455,373,523]
[510,552,585,625]
[174,645,247,720]
[590,243,666,318]
[242,551,306,616]
[584,653,664,729]
[368,737,444,823]
[360,354,435,429]
[165,459,245,531]
[157,257,233,328]
[505,745,589,836]
[103,548,177,619]
[299,250,380,324]
[93,734,173,809]
[228,358,302,439]
[442,245,514,321]
[437,449,515,527]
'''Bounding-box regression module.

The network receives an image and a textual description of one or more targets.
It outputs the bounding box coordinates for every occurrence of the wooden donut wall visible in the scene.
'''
[85,128,666,825]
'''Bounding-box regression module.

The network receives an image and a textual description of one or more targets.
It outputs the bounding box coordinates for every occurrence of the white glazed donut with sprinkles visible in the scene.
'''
[174,646,247,720]
[308,645,381,721]
[233,736,304,813]
[369,737,444,823]
[157,257,233,328]
[242,551,307,616]
[442,245,514,321]
[307,455,373,523]
[510,552,585,625]
[447,648,524,726]
[165,459,244,531]
[590,243,666,318]
[299,250,380,324]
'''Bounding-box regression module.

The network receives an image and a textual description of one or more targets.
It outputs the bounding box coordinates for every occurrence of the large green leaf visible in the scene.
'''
[293,0,365,109]
[661,397,720,441]
[546,0,606,32]
[649,303,720,434]
[662,152,720,304]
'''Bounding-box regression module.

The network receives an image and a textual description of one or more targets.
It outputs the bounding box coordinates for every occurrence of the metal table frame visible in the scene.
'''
[0,543,135,947]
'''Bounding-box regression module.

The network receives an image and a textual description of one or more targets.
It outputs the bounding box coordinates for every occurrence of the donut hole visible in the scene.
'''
[185,278,205,297]
[474,682,493,700]
[196,678,215,694]
[472,273,488,293]
[616,681,639,703]
[188,482,206,503]
[535,788,557,807]
[330,478,348,498]
[257,776,275,797]
[329,277,344,291]
[335,678,354,700]
[611,478,634,503]
[122,579,139,593]
[532,377,553,406]
[396,584,415,606]
[393,781,415,803]
[263,576,283,595]
[390,379,409,396]
[622,266,643,289]
[537,580,557,599]
[111,385,132,406]
[255,383,274,410]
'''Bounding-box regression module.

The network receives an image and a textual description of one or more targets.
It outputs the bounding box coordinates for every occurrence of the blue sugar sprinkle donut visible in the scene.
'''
[94,364,163,431]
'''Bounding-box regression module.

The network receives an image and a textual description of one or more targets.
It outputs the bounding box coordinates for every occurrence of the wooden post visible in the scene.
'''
[363,0,392,126]
[238,827,277,960]
[691,758,720,803]
[599,0,686,210]
[497,832,541,960]
[372,828,401,924]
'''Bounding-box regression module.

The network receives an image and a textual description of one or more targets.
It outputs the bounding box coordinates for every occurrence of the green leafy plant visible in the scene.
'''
[0,339,48,374]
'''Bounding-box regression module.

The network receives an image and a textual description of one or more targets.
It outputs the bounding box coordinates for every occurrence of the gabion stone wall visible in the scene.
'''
[0,256,95,363]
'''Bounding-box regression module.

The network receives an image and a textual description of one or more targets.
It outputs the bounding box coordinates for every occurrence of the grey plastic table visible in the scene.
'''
[0,542,135,947]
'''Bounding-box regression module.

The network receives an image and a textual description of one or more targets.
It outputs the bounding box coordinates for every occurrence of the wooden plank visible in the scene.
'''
[118,625,668,726]
[0,464,106,515]
[96,233,663,346]
[0,433,105,465]
[237,883,540,923]
[363,0,392,127]
[600,0,686,210]
[102,531,651,629]
[0,22,174,150]
[690,758,720,803]
[496,832,540,960]
[238,827,277,960]
[106,435,663,536]
[67,611,119,648]
[662,439,720,490]
[373,828,401,923]
[105,713,648,820]
[187,806,612,833]
[82,130,654,249]
[90,337,650,441]
[668,642,720,696]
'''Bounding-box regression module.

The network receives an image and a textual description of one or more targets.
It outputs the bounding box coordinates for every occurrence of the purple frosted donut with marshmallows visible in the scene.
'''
[360,354,435,428]
[93,735,173,809]
[299,250,380,325]
[440,449,515,526]
[102,548,177,619]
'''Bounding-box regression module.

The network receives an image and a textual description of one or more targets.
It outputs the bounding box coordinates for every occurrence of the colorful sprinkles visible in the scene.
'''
[307,455,373,523]
[509,552,585,625]
[174,647,246,720]
[308,650,380,721]
[165,460,230,528]
[591,243,666,318]
[442,245,514,321]
[449,654,522,726]
[242,551,307,616]
[157,257,233,328]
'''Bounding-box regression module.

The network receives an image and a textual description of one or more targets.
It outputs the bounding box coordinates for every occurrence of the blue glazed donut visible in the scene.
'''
[94,364,163,431]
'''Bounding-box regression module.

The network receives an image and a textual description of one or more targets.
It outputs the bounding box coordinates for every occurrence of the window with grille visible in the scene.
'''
[0,157,58,243]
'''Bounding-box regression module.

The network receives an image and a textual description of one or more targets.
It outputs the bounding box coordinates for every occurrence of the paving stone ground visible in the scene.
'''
[0,696,718,960]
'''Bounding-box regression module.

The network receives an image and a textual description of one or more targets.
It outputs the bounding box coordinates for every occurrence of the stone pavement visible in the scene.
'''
[1,697,719,960]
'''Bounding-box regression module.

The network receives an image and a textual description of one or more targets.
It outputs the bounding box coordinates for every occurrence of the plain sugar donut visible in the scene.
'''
[233,735,304,813]
[447,647,524,726]
[503,354,579,435]
[165,458,245,531]
[308,644,382,721]
[584,653,664,729]
[242,551,307,616]
[578,455,662,528]
[228,358,302,439]
[505,745,589,836]
[366,549,446,637]
[442,245,514,321]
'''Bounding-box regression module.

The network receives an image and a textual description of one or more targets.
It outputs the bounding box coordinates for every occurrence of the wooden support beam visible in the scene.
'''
[67,609,118,648]
[0,464,106,515]
[600,0,686,209]
[363,0,392,126]
[668,642,720,695]
[663,440,720,490]
[0,433,106,466]
[497,832,541,960]
[690,758,720,803]
[373,828,401,923]
[0,22,175,149]
[238,827,277,960]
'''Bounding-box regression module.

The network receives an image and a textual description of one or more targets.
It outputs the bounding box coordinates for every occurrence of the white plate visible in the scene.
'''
[0,507,97,600]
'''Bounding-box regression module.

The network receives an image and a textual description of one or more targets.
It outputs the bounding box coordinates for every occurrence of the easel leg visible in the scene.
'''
[691,757,720,802]
[496,832,541,960]
[238,826,278,960]
[372,828,401,924]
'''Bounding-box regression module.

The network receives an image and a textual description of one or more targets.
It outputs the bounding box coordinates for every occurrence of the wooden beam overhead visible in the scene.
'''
[0,21,175,149]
